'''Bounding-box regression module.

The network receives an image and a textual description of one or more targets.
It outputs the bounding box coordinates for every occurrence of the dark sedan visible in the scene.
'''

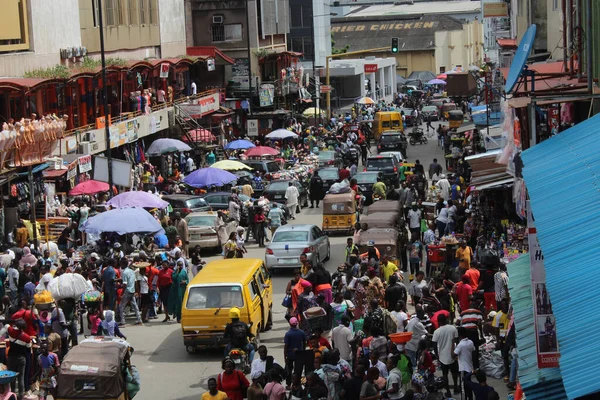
[377,131,407,156]
[318,151,343,169]
[354,171,381,205]
[400,108,416,126]
[317,168,340,193]
[262,180,309,208]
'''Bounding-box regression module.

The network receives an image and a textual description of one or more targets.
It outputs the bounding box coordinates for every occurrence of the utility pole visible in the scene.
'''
[246,0,253,108]
[95,0,113,197]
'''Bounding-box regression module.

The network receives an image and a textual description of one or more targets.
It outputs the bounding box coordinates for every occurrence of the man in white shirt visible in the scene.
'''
[250,345,279,376]
[332,316,354,364]
[407,203,422,241]
[454,327,476,399]
[186,155,195,173]
[433,314,460,396]
[436,174,451,201]
[284,182,300,220]
[405,305,429,367]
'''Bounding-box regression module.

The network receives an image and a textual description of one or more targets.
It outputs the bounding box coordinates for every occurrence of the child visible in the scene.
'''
[43,324,62,361]
[38,342,60,400]
[88,308,103,336]
[101,310,127,339]
[408,240,423,281]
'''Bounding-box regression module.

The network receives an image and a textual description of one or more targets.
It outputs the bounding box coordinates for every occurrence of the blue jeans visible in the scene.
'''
[225,343,255,364]
[436,221,446,239]
[405,349,417,371]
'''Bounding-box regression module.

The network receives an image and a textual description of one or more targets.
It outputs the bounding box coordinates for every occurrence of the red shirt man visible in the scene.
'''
[455,276,473,312]
[12,308,38,337]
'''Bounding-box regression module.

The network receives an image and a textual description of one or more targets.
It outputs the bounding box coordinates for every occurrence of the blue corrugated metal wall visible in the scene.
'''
[522,113,600,398]
[507,256,566,400]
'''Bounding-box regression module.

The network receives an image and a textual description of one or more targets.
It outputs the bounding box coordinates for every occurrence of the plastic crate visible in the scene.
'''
[427,246,446,263]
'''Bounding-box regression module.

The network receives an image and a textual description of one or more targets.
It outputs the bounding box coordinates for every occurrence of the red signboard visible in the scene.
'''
[364,64,378,73]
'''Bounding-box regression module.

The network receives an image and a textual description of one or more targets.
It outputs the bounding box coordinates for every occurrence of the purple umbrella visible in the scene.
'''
[427,78,447,85]
[183,167,237,188]
[106,191,169,209]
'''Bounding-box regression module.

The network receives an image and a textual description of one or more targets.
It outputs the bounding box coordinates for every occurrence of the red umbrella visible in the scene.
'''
[69,180,110,196]
[437,73,447,79]
[245,146,279,157]
[183,129,216,143]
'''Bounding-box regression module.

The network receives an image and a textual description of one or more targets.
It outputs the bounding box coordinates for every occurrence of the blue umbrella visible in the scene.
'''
[225,139,256,150]
[146,138,192,156]
[183,167,237,188]
[106,191,169,209]
[81,207,165,235]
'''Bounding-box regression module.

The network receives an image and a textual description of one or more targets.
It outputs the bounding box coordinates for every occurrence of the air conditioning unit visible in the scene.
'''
[46,157,64,170]
[83,131,96,142]
[212,15,224,24]
[79,141,91,154]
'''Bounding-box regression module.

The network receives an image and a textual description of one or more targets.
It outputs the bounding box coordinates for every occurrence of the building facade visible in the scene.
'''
[287,0,332,73]
[0,0,187,78]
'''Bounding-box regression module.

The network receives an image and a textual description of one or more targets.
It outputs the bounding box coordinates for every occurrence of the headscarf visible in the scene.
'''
[102,310,117,336]
[20,247,37,267]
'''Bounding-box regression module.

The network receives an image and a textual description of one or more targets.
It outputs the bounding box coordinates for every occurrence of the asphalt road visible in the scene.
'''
[115,121,447,400]
[115,121,509,399]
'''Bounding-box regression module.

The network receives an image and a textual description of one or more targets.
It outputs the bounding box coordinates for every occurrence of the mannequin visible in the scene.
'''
[130,92,138,112]
[136,91,143,112]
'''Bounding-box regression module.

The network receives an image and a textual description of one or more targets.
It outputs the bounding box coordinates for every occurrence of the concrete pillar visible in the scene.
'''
[378,67,385,99]
[360,73,366,98]
[369,72,376,98]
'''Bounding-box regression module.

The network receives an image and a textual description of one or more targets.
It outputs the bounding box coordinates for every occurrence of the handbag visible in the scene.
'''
[282,294,292,308]
[237,371,248,398]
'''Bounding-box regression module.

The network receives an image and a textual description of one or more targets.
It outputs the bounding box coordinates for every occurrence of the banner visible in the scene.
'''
[483,2,508,17]
[527,201,560,368]
[160,63,169,78]
[78,155,92,173]
[178,93,220,117]
[127,119,138,143]
[67,160,78,181]
[259,84,274,107]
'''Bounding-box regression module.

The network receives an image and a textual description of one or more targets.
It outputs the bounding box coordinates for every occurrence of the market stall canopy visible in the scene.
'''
[211,160,253,171]
[355,96,376,105]
[69,180,110,196]
[146,138,192,155]
[464,150,513,190]
[407,71,436,83]
[302,107,326,116]
[225,139,256,150]
[183,167,237,188]
[81,207,165,235]
[265,129,298,140]
[106,191,169,209]
[427,79,446,85]
[437,73,447,79]
[245,146,280,157]
[183,129,216,143]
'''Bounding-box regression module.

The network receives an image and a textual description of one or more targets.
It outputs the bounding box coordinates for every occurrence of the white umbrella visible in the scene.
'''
[356,96,376,105]
[265,129,298,140]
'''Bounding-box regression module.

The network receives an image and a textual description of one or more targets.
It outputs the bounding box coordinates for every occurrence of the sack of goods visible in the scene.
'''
[48,273,89,300]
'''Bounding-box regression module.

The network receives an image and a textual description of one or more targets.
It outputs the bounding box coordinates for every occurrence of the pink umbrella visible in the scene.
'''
[245,146,279,157]
[437,73,447,79]
[69,180,110,196]
[183,129,215,143]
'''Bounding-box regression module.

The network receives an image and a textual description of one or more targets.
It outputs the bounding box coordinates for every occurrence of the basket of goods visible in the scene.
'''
[389,332,413,344]
[441,235,459,245]
[83,290,104,308]
[33,291,55,310]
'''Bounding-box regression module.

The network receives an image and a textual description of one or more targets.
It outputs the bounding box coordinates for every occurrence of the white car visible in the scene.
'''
[185,211,238,250]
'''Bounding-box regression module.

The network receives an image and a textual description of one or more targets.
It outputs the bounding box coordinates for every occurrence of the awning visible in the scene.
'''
[43,168,68,178]
[521,112,600,398]
[15,163,49,177]
[187,46,235,65]
[465,150,513,190]
[456,123,476,134]
[507,256,567,400]
[497,38,517,48]
[0,78,61,93]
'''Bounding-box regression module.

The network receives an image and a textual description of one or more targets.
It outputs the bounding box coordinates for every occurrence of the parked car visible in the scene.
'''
[162,195,211,217]
[318,151,342,168]
[400,108,416,126]
[241,160,281,178]
[377,131,407,158]
[201,192,252,226]
[317,168,340,193]
[265,224,330,271]
[353,171,381,205]
[365,155,400,188]
[185,211,238,251]
[262,180,309,208]
[421,105,439,121]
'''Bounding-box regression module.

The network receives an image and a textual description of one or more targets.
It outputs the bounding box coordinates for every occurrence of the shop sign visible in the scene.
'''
[527,201,560,369]
[247,119,259,136]
[207,58,215,72]
[78,155,92,173]
[95,115,111,129]
[232,58,250,88]
[483,2,508,18]
[179,93,220,117]
[66,137,78,154]
[159,63,169,79]
[331,21,437,33]
[127,119,139,143]
[67,160,78,181]
[259,84,274,107]
[548,105,559,136]
[364,64,378,73]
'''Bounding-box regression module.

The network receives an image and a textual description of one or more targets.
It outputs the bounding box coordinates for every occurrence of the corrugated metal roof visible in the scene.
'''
[507,256,566,400]
[521,113,600,399]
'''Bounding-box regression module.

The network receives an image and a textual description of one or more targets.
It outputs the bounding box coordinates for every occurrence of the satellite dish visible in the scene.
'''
[504,25,537,94]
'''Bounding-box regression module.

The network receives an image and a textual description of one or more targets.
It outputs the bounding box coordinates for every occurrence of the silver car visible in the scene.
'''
[185,211,238,250]
[265,224,330,270]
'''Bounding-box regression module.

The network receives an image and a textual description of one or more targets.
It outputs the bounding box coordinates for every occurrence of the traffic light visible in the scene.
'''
[391,37,399,53]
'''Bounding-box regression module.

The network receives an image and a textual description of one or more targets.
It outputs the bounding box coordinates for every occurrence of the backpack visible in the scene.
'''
[231,323,248,342]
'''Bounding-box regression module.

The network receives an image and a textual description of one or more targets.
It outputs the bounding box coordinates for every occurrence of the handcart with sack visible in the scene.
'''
[56,337,139,400]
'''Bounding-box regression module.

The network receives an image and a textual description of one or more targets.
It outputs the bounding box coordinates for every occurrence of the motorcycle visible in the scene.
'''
[228,347,252,374]
[409,127,428,145]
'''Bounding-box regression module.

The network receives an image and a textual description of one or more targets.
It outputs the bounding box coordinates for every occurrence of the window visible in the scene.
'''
[247,281,258,299]
[105,0,116,26]
[149,0,158,24]
[302,6,313,28]
[260,264,270,281]
[439,66,446,73]
[185,285,244,309]
[553,0,558,10]
[212,24,243,42]
[128,0,138,25]
[290,6,302,28]
[272,231,309,242]
[139,0,148,24]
